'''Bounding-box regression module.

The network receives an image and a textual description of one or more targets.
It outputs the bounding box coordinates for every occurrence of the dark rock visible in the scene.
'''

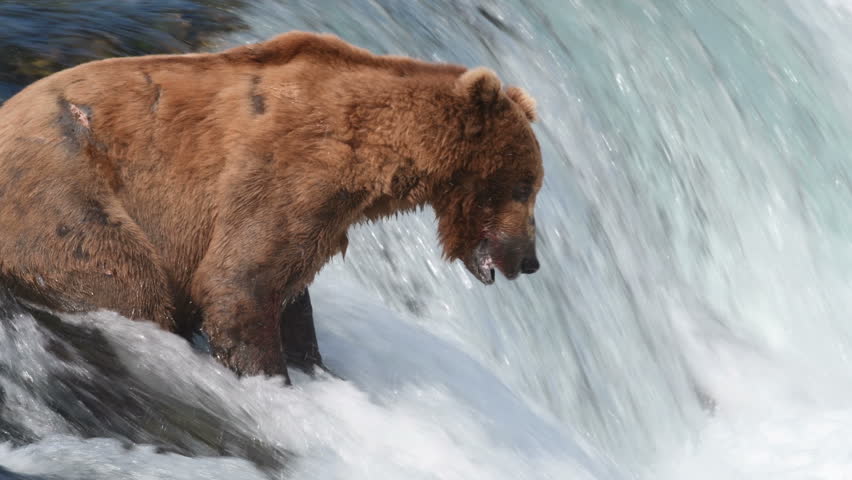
[0,289,289,472]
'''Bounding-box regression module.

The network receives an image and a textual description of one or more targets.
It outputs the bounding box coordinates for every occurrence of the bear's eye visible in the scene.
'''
[512,183,533,202]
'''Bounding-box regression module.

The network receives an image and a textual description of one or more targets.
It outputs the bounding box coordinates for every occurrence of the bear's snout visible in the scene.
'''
[487,232,538,281]
[520,256,540,275]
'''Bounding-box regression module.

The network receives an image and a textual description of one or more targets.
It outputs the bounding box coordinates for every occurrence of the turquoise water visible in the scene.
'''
[3,1,852,478]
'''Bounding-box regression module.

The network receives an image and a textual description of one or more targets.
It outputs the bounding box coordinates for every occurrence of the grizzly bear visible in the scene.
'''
[0,31,543,380]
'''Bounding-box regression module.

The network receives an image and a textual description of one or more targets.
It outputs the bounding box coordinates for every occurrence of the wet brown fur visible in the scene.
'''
[0,32,543,377]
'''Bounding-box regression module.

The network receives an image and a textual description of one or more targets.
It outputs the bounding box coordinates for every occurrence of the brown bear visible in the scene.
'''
[0,31,543,380]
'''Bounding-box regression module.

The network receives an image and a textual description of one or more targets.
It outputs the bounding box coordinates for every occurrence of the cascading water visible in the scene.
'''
[2,1,852,478]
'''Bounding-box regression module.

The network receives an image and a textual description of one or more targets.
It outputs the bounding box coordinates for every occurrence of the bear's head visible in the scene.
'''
[432,68,543,285]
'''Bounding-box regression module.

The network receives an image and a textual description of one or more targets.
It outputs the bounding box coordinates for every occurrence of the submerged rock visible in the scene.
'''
[0,290,289,472]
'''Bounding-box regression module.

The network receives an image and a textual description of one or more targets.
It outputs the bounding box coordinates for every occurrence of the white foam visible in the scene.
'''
[0,437,268,480]
[0,277,612,479]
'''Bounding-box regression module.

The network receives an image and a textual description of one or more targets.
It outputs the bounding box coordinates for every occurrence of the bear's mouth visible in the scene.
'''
[464,239,496,285]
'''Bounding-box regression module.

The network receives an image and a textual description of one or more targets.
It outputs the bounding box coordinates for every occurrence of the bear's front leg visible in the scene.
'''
[206,296,288,381]
[194,173,337,382]
[192,268,290,382]
[214,311,285,379]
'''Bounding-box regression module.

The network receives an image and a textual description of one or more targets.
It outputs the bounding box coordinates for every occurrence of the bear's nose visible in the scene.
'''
[520,257,540,274]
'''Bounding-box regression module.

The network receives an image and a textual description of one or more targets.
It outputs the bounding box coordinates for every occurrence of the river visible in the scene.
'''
[2,1,852,478]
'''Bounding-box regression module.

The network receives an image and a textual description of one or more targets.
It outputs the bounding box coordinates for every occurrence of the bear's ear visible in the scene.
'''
[506,86,537,122]
[456,67,502,105]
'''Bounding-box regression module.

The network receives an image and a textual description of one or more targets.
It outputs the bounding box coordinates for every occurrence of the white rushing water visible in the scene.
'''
[3,0,852,478]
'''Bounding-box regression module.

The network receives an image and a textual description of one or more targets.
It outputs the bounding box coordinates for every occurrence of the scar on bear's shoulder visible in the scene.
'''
[141,73,162,113]
[66,101,90,129]
[57,97,92,148]
[250,76,266,115]
[151,85,162,113]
